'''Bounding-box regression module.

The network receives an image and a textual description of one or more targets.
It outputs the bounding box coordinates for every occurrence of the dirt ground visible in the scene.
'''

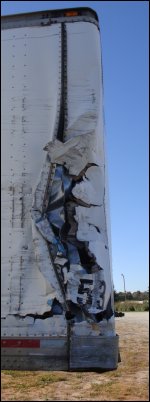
[1,312,149,401]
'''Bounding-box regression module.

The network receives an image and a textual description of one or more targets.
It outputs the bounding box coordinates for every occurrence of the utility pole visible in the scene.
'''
[121,273,126,302]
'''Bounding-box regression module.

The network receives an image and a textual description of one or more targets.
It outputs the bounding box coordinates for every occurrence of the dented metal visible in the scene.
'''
[1,8,118,370]
[31,29,115,334]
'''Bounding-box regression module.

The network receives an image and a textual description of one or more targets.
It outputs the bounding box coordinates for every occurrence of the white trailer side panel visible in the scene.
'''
[1,12,119,370]
[1,24,66,333]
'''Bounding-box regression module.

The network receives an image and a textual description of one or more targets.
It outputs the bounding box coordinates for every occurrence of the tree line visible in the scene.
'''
[114,289,149,302]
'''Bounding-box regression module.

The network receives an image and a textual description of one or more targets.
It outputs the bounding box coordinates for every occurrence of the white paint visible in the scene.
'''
[1,315,67,337]
[1,25,61,186]
[65,22,101,141]
[72,321,100,337]
[1,23,65,327]
[75,205,106,232]
[44,133,100,176]
[72,166,104,205]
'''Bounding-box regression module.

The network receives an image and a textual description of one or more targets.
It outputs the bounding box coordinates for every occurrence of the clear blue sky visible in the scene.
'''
[1,1,149,292]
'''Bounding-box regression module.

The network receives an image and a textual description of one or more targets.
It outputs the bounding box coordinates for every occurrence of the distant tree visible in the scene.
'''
[114,289,149,303]
[118,292,125,301]
[132,291,143,301]
[114,289,119,302]
[126,291,133,300]
[142,291,149,300]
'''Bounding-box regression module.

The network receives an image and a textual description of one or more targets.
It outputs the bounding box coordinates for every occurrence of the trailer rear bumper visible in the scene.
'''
[1,337,68,371]
[1,335,119,371]
[70,335,119,370]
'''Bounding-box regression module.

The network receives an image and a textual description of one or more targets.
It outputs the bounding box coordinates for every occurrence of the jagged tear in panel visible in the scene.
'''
[31,133,115,336]
[31,21,115,336]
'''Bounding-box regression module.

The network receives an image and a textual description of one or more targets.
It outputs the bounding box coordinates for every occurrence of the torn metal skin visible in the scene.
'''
[31,131,115,337]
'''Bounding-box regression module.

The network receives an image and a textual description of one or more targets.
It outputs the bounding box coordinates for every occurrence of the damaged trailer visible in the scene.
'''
[1,7,119,370]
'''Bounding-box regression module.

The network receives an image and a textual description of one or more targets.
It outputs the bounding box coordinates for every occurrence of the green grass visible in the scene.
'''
[115,300,149,312]
[2,371,68,391]
[38,374,67,384]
